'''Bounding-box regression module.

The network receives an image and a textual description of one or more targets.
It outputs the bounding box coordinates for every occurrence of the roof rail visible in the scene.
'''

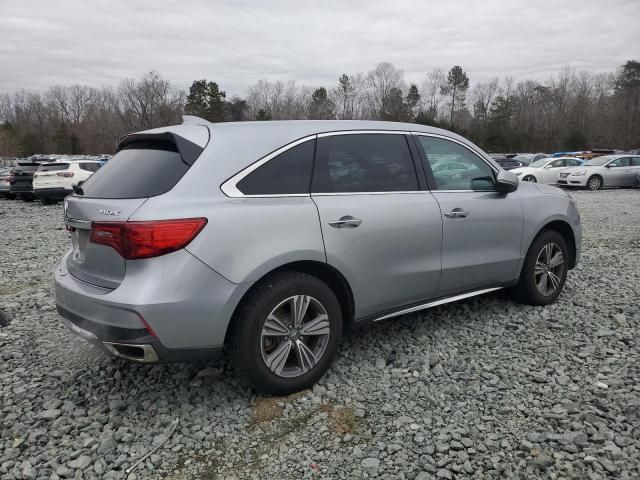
[182,115,210,125]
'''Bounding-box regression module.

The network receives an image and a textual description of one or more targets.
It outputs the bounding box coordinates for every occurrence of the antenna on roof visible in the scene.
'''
[182,115,210,125]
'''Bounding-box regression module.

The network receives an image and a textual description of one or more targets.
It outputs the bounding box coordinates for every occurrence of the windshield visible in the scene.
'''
[584,156,615,166]
[530,159,549,168]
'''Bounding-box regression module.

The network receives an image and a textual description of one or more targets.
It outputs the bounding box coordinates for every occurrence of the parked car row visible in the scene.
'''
[0,156,105,203]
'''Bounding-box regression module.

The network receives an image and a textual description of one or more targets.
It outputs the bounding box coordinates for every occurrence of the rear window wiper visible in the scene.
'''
[72,183,84,196]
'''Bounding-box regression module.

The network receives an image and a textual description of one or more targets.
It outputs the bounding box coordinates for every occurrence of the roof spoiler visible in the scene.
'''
[117,132,203,166]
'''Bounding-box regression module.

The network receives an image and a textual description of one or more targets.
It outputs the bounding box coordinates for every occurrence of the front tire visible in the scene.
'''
[522,175,537,183]
[510,230,569,306]
[587,175,603,191]
[228,271,343,395]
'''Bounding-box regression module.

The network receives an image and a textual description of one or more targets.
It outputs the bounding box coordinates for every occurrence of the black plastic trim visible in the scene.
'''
[117,132,204,166]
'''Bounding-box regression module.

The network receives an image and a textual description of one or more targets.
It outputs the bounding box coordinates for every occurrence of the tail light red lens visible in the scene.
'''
[89,218,208,260]
[57,172,74,177]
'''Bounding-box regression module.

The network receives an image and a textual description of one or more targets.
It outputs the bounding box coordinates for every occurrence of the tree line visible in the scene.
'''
[0,60,638,157]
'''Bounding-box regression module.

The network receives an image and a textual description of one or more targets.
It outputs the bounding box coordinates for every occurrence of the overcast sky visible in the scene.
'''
[1,0,638,95]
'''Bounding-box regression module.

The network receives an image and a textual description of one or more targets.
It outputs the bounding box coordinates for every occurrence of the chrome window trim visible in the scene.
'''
[317,130,411,138]
[373,287,503,322]
[221,130,414,198]
[312,191,425,196]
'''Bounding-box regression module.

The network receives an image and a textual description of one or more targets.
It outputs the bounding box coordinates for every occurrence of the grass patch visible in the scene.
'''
[320,403,358,434]
[249,390,309,428]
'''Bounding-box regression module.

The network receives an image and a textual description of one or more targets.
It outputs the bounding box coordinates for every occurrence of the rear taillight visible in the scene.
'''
[57,172,74,177]
[89,218,208,260]
[1,177,8,183]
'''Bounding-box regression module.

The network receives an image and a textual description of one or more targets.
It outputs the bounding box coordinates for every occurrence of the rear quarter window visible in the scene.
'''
[80,141,190,199]
[236,139,316,195]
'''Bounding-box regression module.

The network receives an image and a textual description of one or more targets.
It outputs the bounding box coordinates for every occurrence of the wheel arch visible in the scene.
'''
[224,260,355,344]
[533,220,577,269]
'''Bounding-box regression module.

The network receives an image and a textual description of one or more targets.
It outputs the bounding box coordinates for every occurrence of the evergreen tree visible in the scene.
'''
[441,66,470,126]
[308,87,336,119]
[185,80,226,122]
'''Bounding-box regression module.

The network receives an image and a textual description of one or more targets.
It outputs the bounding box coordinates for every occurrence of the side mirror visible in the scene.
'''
[605,164,612,168]
[495,170,519,193]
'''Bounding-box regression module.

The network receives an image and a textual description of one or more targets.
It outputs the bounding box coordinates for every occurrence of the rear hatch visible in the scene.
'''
[34,163,71,189]
[64,127,209,289]
[10,163,40,192]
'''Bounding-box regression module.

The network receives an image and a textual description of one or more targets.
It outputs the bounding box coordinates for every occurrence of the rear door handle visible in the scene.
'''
[329,215,362,229]
[443,208,469,219]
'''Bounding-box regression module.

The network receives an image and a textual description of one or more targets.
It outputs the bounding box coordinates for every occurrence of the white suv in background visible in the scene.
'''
[33,160,102,204]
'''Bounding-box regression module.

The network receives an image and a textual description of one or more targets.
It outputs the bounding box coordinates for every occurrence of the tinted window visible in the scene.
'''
[565,159,582,167]
[40,163,69,171]
[312,134,418,193]
[80,141,189,199]
[79,162,100,172]
[14,164,40,173]
[631,157,640,166]
[237,139,315,195]
[417,136,495,191]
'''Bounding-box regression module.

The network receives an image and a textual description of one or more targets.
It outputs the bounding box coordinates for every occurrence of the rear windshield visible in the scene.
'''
[40,163,69,171]
[80,141,190,199]
[14,164,40,172]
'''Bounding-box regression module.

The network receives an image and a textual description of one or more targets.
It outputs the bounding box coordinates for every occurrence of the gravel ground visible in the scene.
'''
[1,189,639,480]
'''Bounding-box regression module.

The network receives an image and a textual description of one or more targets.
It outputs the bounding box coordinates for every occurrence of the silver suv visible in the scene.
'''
[55,118,581,394]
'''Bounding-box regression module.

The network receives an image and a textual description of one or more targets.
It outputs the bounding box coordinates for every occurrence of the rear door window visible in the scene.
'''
[80,141,190,199]
[236,139,315,195]
[312,134,419,193]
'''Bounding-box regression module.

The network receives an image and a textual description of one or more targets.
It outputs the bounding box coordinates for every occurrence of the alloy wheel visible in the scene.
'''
[260,295,330,378]
[588,176,602,190]
[534,243,565,296]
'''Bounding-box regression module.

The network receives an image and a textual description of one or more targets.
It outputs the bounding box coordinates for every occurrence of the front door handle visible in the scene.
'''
[329,215,362,229]
[443,208,469,219]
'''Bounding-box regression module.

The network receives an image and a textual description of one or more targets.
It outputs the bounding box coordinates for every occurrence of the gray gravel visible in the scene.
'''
[1,189,639,480]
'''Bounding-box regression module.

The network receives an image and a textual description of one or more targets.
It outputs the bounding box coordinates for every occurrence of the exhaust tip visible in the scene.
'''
[103,342,159,363]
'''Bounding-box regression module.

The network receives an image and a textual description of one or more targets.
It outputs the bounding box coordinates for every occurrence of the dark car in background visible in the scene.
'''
[493,158,524,170]
[9,162,42,201]
[0,167,15,199]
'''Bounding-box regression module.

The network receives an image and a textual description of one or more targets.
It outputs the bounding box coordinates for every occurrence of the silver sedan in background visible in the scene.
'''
[558,154,640,190]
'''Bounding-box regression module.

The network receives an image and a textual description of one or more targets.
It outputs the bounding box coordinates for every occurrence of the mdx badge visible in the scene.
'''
[99,208,121,216]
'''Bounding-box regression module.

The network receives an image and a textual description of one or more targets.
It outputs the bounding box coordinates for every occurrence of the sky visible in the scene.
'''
[1,0,638,95]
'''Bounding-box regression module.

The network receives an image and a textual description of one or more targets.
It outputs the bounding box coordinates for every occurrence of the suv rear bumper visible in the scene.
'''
[54,249,252,362]
[34,187,72,200]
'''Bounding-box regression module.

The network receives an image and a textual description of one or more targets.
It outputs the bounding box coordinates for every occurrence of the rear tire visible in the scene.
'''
[228,271,342,395]
[522,175,537,183]
[586,175,603,191]
[510,230,569,306]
